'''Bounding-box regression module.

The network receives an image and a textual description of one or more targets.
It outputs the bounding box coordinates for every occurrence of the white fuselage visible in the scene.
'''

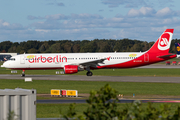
[3,52,144,70]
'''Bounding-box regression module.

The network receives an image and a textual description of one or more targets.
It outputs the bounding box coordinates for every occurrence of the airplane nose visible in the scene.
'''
[1,62,9,68]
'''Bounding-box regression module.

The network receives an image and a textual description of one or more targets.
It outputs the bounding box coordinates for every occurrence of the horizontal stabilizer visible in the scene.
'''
[158,53,176,58]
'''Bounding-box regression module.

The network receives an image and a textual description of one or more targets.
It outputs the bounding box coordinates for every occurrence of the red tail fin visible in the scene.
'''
[147,29,174,54]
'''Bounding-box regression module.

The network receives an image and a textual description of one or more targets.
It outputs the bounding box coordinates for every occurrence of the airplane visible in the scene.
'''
[175,43,180,58]
[1,29,177,77]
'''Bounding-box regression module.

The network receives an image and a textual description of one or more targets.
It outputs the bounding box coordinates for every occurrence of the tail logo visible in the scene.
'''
[158,32,171,50]
[177,46,180,52]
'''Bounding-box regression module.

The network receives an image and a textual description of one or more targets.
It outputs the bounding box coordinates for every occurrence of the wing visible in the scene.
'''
[79,58,106,67]
[158,53,176,58]
[66,57,109,68]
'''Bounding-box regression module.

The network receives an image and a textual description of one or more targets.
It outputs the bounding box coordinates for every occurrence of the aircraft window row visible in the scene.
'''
[26,57,137,61]
[79,58,98,60]
[111,57,137,59]
[26,58,67,60]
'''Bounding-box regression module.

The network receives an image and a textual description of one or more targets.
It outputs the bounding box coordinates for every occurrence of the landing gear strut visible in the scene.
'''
[86,71,93,76]
[21,70,25,77]
[86,66,93,76]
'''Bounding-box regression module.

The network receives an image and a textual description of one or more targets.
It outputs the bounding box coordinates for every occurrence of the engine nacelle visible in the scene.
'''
[64,65,80,74]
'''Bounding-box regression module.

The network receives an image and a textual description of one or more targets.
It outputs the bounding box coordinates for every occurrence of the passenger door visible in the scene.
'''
[20,56,25,64]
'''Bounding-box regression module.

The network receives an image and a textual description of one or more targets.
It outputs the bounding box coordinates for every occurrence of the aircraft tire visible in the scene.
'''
[86,71,93,76]
[21,74,25,77]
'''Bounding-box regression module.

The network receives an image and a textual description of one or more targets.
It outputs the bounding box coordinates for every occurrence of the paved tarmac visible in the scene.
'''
[1,64,180,83]
[0,74,180,83]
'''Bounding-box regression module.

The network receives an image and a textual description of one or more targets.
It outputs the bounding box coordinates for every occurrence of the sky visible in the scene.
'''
[1,0,180,42]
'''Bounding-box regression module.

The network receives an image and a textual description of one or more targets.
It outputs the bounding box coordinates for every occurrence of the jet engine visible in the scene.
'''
[64,65,84,74]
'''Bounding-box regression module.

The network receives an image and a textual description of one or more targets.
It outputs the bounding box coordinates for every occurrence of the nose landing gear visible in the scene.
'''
[21,70,25,77]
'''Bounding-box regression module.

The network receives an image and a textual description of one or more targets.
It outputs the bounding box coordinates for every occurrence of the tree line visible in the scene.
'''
[0,38,179,54]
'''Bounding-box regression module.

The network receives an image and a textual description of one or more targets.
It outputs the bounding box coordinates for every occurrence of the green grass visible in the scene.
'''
[1,79,180,96]
[37,103,88,118]
[37,103,180,118]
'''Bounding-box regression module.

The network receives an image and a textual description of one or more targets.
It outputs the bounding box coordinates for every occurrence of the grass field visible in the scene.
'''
[37,103,180,118]
[1,79,180,96]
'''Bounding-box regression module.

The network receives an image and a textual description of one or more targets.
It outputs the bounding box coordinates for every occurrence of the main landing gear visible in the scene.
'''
[21,70,25,77]
[86,71,93,76]
[86,66,93,76]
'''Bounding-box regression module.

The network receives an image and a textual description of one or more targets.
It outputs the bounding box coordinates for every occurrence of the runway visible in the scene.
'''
[0,64,180,83]
[0,74,180,83]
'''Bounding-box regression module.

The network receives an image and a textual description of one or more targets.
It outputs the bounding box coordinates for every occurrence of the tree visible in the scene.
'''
[84,84,119,120]
[98,42,113,52]
[62,84,180,120]
[63,42,72,53]
[27,48,38,53]
[39,42,50,53]
[130,43,141,52]
[80,41,98,52]
[0,41,12,52]
[73,44,80,53]
[141,41,149,52]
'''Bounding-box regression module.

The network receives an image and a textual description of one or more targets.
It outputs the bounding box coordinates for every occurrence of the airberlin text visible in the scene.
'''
[27,55,67,63]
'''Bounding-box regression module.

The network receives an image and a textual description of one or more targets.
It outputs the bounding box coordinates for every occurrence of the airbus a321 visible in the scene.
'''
[1,29,177,76]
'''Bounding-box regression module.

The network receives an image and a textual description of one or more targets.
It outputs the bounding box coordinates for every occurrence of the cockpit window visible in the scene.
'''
[9,58,15,61]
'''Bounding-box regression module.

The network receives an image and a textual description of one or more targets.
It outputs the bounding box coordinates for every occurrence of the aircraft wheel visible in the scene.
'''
[86,71,93,76]
[21,70,25,77]
[21,74,25,77]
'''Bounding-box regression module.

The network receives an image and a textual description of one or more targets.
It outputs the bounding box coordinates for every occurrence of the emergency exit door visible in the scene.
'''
[144,53,149,62]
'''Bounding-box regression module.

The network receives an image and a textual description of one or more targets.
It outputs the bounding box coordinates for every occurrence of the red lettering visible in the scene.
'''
[62,56,67,62]
[28,58,34,63]
[47,57,52,63]
[41,55,46,63]
[37,57,40,63]
[27,55,68,63]
[59,55,61,62]
[53,55,58,62]
[35,56,36,63]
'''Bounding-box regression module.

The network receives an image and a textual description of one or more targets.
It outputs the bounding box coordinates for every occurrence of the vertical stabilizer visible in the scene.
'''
[147,29,174,54]
[175,43,180,55]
